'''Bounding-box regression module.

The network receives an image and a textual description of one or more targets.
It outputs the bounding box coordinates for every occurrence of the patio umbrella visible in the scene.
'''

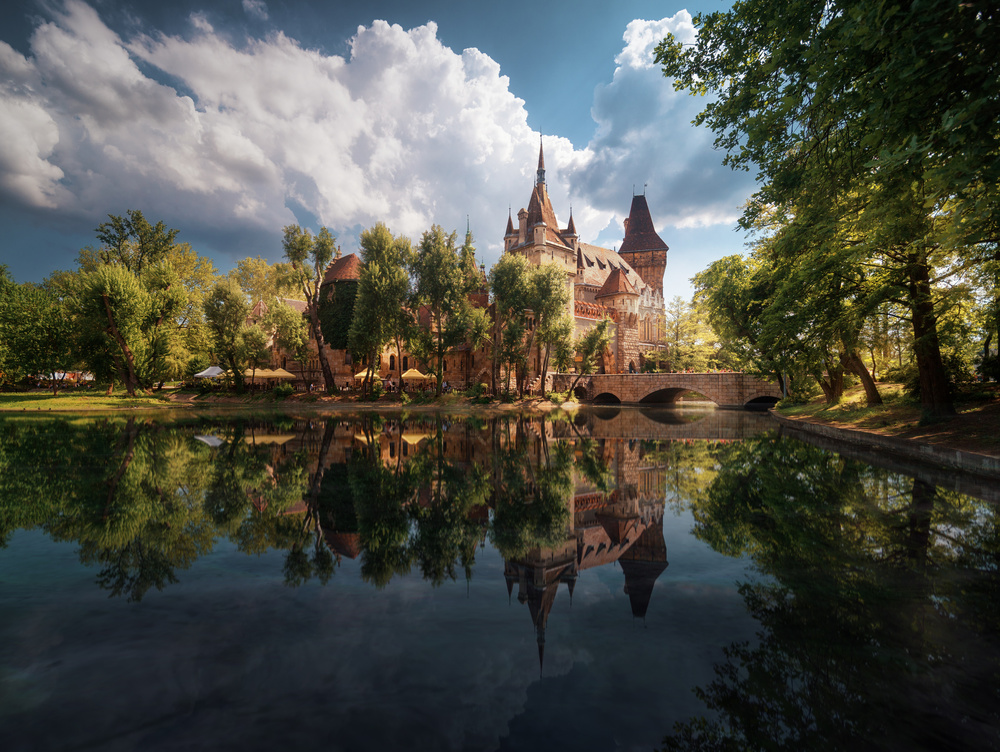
[270,368,295,379]
[254,368,276,378]
[400,368,429,380]
[354,370,371,380]
[194,366,225,378]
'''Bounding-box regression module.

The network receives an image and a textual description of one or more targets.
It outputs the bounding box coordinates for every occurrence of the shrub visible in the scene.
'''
[274,383,294,399]
[369,379,384,401]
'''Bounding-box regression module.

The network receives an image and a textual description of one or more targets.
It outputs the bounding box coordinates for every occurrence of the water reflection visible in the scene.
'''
[1,409,998,750]
[663,435,1000,751]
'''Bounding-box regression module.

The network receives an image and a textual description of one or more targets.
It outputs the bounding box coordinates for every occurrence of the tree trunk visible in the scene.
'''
[907,252,955,417]
[305,307,336,393]
[101,293,141,396]
[841,349,883,406]
[540,343,551,398]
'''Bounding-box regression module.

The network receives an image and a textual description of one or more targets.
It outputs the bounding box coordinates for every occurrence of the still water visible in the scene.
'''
[0,408,997,751]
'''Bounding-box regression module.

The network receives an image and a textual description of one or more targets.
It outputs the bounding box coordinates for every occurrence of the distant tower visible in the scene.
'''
[617,194,668,297]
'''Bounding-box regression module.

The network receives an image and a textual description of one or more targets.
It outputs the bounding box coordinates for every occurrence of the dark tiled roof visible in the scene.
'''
[322,253,362,284]
[505,212,515,237]
[619,195,669,254]
[596,267,638,298]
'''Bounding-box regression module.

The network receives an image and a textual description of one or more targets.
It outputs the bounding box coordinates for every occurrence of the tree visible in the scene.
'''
[282,224,339,392]
[663,296,717,373]
[656,0,1000,417]
[0,269,74,392]
[524,262,571,396]
[409,225,487,396]
[348,223,412,390]
[204,278,251,392]
[570,317,613,393]
[72,264,151,396]
[488,252,532,395]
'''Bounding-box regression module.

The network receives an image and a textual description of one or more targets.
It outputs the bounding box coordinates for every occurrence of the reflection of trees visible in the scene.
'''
[407,418,490,586]
[664,437,1000,750]
[488,417,574,560]
[0,412,617,596]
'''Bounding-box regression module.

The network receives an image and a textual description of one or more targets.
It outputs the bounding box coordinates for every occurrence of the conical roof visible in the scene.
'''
[322,253,362,284]
[619,195,669,254]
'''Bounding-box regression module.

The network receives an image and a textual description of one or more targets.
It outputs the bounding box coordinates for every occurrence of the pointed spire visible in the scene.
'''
[505,208,515,238]
[536,136,545,186]
[565,208,577,237]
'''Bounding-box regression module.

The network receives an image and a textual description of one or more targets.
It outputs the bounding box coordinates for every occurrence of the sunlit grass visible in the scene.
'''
[777,383,923,432]
[0,390,175,411]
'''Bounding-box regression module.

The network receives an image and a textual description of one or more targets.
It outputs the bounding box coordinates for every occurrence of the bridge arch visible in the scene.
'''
[638,387,710,405]
[592,392,622,405]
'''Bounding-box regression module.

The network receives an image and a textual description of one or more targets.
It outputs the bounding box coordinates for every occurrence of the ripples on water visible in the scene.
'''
[0,408,997,751]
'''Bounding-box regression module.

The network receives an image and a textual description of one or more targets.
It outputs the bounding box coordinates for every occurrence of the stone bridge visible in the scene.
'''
[551,372,782,409]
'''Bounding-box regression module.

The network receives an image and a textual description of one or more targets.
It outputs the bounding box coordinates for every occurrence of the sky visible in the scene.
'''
[0,0,756,302]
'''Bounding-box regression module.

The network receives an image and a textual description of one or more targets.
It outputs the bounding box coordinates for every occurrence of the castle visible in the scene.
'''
[265,141,669,389]
[504,141,667,381]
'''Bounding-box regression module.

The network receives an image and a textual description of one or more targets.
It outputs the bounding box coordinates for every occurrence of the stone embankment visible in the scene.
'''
[771,409,1000,501]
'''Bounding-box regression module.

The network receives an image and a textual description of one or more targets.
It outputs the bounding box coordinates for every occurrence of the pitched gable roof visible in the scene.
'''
[596,267,638,298]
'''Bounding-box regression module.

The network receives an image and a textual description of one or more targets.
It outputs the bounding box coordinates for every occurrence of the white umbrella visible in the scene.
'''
[194,366,225,378]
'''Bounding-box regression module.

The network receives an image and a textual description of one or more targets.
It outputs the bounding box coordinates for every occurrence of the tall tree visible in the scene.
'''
[282,225,339,392]
[348,223,412,389]
[409,225,487,396]
[0,269,74,392]
[656,0,1000,417]
[204,278,252,393]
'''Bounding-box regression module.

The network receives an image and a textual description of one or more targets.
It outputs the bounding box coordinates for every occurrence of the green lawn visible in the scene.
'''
[0,390,175,411]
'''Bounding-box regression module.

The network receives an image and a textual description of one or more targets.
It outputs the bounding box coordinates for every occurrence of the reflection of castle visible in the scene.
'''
[503,438,669,672]
[273,415,670,669]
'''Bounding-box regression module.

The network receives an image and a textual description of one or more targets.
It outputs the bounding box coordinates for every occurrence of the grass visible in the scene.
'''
[777,383,923,431]
[0,389,174,411]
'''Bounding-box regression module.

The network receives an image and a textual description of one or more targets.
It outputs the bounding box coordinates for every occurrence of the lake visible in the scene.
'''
[1,408,998,751]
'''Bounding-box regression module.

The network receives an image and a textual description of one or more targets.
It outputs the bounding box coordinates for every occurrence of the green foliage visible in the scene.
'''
[0,268,74,390]
[273,383,294,399]
[92,210,179,275]
[656,0,1000,417]
[348,223,412,378]
[409,225,486,396]
[204,278,251,392]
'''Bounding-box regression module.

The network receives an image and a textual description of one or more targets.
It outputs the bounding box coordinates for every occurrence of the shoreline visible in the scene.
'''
[770,408,1000,483]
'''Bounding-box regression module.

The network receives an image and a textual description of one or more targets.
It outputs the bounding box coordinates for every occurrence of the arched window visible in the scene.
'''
[390,354,395,371]
[403,356,409,371]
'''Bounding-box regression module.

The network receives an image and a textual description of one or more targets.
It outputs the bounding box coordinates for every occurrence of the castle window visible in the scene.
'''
[403,356,409,371]
[390,355,395,370]
[596,258,606,270]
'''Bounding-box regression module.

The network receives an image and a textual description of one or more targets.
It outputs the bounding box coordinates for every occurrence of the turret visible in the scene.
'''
[618,194,668,297]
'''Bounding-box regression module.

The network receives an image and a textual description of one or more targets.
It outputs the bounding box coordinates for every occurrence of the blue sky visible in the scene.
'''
[0,0,753,301]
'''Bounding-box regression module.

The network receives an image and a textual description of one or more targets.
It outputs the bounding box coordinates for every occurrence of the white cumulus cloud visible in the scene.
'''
[0,2,751,272]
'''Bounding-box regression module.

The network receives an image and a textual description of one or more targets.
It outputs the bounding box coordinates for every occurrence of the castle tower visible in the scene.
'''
[618,194,668,297]
[505,139,578,322]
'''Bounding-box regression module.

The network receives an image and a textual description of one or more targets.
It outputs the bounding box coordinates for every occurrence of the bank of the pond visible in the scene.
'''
[773,384,1000,479]
[0,389,583,418]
